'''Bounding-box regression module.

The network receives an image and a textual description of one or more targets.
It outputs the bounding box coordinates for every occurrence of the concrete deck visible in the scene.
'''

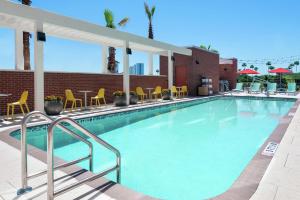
[250,98,300,199]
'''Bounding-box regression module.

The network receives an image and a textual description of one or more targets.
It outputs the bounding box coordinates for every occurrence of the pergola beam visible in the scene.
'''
[0,1,192,56]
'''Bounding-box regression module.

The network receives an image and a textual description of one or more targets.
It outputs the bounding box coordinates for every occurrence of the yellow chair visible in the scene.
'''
[7,91,30,119]
[171,86,179,98]
[90,88,106,107]
[64,89,82,110]
[152,86,162,100]
[136,87,148,102]
[180,86,188,97]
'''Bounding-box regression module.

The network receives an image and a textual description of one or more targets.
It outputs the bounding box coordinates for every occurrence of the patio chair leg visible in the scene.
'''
[80,100,82,108]
[71,101,75,110]
[103,97,106,105]
[6,105,10,119]
[20,105,25,115]
[25,103,30,113]
[64,100,68,110]
[12,105,15,119]
[97,99,100,106]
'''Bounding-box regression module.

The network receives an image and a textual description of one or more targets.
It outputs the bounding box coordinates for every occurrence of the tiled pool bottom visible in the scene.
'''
[10,96,296,199]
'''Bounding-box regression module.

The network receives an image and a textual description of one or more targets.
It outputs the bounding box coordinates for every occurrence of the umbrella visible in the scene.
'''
[238,69,260,75]
[238,69,260,84]
[268,68,292,88]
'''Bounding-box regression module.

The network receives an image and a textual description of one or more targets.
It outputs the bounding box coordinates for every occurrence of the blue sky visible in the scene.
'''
[0,0,300,73]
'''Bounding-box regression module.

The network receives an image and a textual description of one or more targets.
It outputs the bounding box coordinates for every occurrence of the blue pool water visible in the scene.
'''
[11,97,295,199]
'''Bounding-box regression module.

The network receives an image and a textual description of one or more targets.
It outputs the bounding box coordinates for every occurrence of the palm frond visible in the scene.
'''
[151,6,156,16]
[118,17,129,27]
[104,9,115,28]
[144,2,152,20]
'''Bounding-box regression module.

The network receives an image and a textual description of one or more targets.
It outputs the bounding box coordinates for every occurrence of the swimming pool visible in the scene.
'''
[11,97,295,199]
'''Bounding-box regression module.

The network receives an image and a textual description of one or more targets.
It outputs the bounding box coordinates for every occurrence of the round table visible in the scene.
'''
[0,93,12,121]
[78,91,93,109]
[145,88,154,101]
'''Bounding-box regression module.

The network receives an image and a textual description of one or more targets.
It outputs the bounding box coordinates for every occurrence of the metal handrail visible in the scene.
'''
[17,111,93,195]
[47,117,121,200]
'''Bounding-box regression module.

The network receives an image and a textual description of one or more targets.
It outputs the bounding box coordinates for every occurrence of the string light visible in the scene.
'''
[238,55,300,66]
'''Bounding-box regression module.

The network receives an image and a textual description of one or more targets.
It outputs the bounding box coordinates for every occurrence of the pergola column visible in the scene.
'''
[168,50,174,89]
[148,53,153,75]
[34,22,44,112]
[101,45,108,74]
[123,41,130,105]
[15,29,24,70]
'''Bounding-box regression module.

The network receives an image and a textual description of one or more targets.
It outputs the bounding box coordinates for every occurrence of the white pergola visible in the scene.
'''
[0,0,192,110]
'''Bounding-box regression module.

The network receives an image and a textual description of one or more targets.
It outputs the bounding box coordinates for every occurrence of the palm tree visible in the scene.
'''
[242,63,247,69]
[144,2,156,39]
[254,67,258,71]
[104,9,129,73]
[266,61,272,74]
[269,66,275,70]
[289,63,295,72]
[250,65,254,69]
[18,0,32,70]
[294,61,299,72]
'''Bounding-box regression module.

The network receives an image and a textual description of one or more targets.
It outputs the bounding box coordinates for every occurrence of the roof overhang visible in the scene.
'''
[0,1,192,56]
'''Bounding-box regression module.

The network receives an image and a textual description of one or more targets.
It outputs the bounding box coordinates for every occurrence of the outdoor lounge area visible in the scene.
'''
[1,1,300,200]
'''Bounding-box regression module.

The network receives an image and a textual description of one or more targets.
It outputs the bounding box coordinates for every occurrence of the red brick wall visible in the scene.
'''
[160,47,220,95]
[189,47,220,95]
[219,58,238,90]
[0,71,168,115]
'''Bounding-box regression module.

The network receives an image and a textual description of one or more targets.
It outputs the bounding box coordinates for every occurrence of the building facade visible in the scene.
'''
[129,63,145,75]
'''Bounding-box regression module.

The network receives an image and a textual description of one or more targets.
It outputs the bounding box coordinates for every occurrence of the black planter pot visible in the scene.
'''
[114,95,127,107]
[130,94,138,105]
[44,100,63,116]
[162,90,171,100]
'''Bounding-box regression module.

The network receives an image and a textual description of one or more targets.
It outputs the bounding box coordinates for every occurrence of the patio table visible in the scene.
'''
[145,88,154,101]
[0,93,12,121]
[78,90,93,110]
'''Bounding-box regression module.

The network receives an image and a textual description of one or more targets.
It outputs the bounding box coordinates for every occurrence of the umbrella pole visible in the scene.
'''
[280,74,282,88]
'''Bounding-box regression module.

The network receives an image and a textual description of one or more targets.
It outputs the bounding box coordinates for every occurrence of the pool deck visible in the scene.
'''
[0,94,300,200]
[250,97,300,199]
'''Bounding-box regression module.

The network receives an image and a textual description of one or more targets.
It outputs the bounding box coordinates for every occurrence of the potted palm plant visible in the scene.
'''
[113,91,127,106]
[44,95,63,115]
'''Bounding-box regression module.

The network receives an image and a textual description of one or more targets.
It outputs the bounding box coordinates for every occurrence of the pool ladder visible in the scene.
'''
[17,111,121,200]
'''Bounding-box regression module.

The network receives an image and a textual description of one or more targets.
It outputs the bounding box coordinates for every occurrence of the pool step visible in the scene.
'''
[2,169,115,200]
